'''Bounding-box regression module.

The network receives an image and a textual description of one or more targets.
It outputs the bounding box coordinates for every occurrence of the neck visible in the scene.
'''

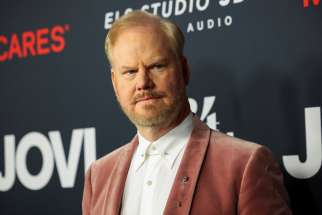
[137,103,190,142]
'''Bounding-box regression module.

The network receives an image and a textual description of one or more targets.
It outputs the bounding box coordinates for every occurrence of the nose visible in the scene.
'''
[136,67,154,91]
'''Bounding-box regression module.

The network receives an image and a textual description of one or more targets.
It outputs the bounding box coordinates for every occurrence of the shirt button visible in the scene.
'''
[151,146,156,150]
[147,180,152,186]
[176,201,182,207]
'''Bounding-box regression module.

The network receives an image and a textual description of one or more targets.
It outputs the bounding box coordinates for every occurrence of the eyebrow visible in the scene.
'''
[120,65,137,70]
[119,57,169,70]
[149,57,168,63]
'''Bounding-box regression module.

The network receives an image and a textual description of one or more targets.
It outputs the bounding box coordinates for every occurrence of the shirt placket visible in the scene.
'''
[140,148,161,215]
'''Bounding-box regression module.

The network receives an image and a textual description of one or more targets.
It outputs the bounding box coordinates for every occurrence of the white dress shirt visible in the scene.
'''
[120,113,194,215]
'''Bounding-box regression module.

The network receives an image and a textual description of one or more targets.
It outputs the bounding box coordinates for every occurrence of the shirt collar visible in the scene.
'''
[133,113,194,171]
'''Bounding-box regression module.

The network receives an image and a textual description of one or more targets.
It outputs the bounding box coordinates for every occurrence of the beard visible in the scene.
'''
[117,90,186,128]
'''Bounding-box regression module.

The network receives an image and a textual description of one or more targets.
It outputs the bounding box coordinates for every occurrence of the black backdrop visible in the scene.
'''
[1,0,321,214]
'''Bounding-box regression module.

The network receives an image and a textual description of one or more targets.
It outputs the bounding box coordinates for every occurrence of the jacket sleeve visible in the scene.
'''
[238,146,292,214]
[82,164,93,215]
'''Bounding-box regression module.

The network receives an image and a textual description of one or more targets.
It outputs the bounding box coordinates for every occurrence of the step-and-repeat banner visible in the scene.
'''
[1,0,321,214]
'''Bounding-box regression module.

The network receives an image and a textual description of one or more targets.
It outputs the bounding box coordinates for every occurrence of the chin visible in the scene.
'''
[133,117,167,128]
[128,109,168,127]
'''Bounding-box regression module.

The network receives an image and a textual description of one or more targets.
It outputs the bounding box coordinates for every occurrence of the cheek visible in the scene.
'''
[115,84,133,106]
[161,80,182,103]
[119,90,133,105]
[164,73,184,93]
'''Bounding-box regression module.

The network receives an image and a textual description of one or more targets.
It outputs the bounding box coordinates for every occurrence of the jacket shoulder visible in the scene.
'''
[209,130,278,167]
[206,130,282,191]
[209,130,263,156]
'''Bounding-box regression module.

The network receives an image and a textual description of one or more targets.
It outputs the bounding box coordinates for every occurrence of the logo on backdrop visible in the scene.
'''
[0,24,70,62]
[283,107,322,179]
[188,96,234,136]
[103,0,247,33]
[0,128,96,191]
[303,0,320,8]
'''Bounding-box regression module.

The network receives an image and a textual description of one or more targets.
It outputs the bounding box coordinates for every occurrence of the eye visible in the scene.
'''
[122,69,137,77]
[150,63,165,72]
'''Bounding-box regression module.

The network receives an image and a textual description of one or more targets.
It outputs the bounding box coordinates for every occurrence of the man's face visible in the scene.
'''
[110,25,189,128]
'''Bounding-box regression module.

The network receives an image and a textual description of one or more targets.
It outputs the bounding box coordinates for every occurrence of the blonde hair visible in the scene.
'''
[105,10,185,65]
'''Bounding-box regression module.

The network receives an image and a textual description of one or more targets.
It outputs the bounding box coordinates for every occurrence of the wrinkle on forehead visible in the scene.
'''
[110,26,173,70]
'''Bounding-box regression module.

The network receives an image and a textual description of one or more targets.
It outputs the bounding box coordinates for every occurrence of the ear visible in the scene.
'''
[181,56,190,85]
[111,69,118,97]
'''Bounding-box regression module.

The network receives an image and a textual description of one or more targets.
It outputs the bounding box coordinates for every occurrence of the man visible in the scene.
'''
[82,11,291,215]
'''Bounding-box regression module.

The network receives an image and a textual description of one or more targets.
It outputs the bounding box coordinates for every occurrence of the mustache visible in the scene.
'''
[133,91,165,104]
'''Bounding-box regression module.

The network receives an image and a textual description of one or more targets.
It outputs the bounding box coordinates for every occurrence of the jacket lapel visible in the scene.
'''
[163,117,211,215]
[103,135,139,215]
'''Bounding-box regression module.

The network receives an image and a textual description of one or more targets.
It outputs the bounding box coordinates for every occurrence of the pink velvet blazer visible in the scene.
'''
[82,117,291,214]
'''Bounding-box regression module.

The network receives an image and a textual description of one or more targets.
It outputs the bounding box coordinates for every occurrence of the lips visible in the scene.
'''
[136,96,161,103]
[133,91,165,104]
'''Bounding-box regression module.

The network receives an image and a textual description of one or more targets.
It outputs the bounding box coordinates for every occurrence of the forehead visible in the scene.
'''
[111,26,173,67]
